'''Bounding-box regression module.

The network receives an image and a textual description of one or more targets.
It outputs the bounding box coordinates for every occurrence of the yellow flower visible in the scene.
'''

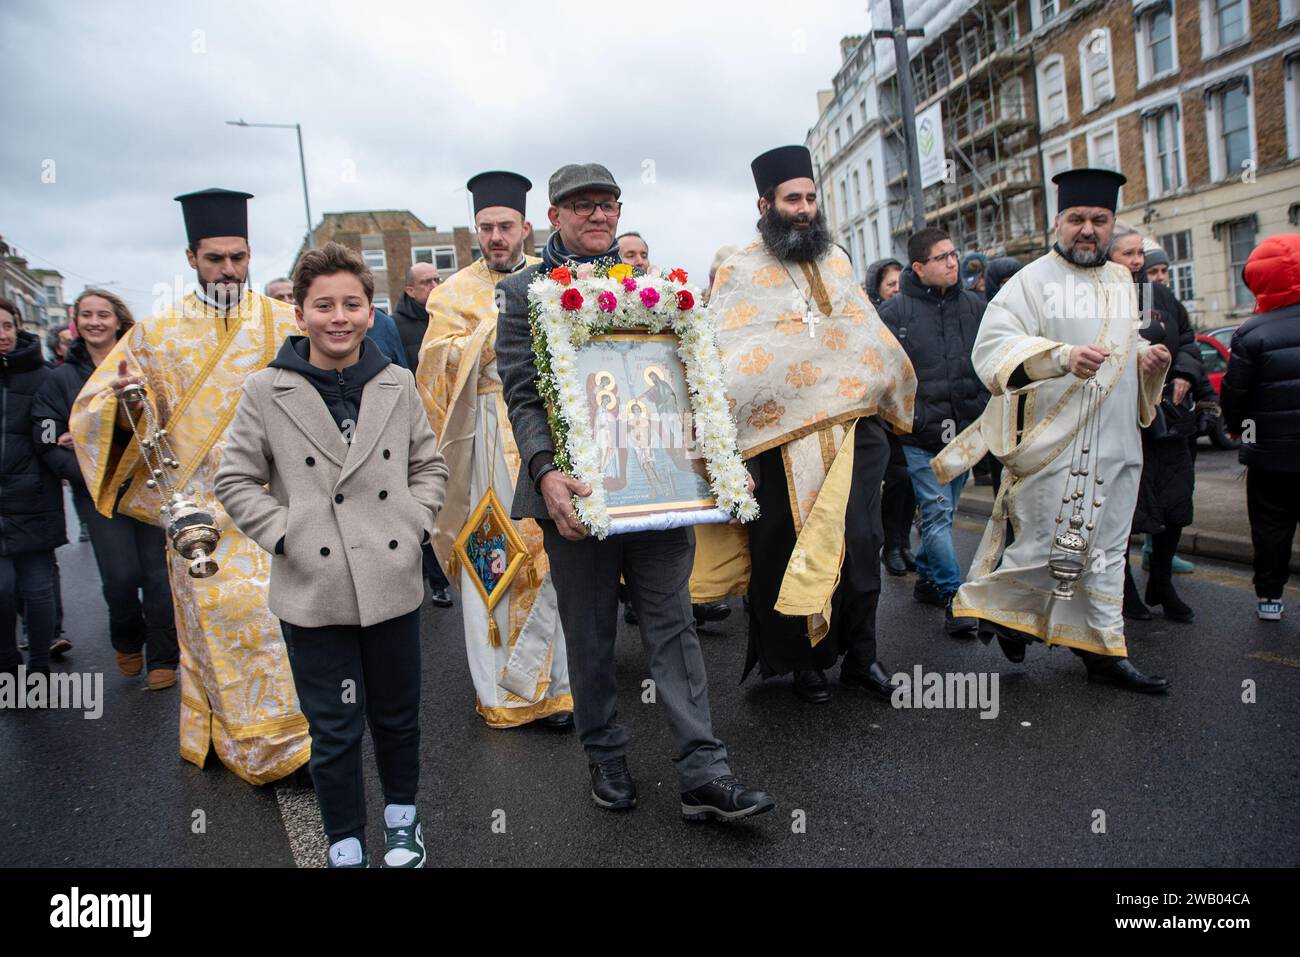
[608,263,633,281]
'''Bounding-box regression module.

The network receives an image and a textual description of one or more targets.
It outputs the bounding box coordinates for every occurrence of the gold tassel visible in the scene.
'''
[527,558,539,588]
[487,617,501,648]
[447,553,459,580]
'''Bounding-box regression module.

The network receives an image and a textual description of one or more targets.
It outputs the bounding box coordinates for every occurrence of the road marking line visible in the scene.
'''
[273,780,327,869]
[1247,651,1300,671]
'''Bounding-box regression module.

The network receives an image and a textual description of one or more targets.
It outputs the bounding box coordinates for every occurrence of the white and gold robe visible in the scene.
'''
[417,257,573,728]
[71,289,309,784]
[932,251,1166,656]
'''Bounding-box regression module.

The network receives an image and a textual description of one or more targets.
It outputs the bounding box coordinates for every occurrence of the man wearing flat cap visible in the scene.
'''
[933,168,1174,693]
[708,145,916,705]
[70,187,310,784]
[494,162,774,822]
[416,170,574,731]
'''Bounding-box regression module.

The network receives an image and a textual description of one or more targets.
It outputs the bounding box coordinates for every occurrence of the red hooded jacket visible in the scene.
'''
[1243,233,1300,314]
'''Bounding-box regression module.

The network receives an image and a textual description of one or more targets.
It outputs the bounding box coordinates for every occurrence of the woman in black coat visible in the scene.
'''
[0,299,67,677]
[32,289,179,689]
[1110,229,1205,622]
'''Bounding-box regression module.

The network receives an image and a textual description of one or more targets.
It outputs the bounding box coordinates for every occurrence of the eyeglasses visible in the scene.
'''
[562,200,622,218]
[927,250,961,264]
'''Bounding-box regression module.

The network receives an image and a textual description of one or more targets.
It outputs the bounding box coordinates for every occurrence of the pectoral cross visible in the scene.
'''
[803,310,821,339]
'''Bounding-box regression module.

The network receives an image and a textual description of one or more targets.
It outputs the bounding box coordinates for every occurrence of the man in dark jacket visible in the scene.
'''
[391,263,441,370]
[879,228,988,635]
[1222,233,1300,622]
[0,299,66,678]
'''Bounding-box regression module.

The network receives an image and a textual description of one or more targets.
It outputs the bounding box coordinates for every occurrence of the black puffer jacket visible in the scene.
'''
[879,268,989,452]
[1222,299,1300,473]
[31,337,98,496]
[2,331,67,554]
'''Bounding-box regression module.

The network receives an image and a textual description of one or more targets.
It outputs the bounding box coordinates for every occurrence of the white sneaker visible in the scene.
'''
[1257,598,1283,621]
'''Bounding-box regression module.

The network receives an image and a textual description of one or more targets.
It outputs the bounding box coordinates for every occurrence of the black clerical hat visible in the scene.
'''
[175,188,253,244]
[1051,168,1127,213]
[751,145,815,196]
[466,171,531,215]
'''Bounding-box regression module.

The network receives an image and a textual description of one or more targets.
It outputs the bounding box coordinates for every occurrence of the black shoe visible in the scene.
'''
[840,661,898,701]
[913,577,946,608]
[1082,655,1170,694]
[882,547,908,576]
[429,587,454,608]
[979,623,1027,663]
[944,600,977,639]
[78,522,90,543]
[681,774,775,822]
[900,547,917,571]
[589,757,637,810]
[623,604,639,625]
[692,600,731,625]
[1123,566,1152,620]
[973,473,993,487]
[792,668,831,703]
[1144,578,1194,623]
[49,638,73,659]
[538,711,574,732]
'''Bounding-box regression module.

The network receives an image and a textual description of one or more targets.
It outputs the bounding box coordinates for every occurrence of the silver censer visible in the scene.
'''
[120,383,220,578]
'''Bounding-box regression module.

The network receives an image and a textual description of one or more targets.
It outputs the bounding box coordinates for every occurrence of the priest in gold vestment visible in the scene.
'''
[709,146,916,705]
[416,171,573,729]
[71,189,309,783]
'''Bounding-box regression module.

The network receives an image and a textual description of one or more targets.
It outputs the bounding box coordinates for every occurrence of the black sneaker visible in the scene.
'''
[589,757,637,810]
[681,775,775,822]
[429,587,454,608]
[913,577,946,608]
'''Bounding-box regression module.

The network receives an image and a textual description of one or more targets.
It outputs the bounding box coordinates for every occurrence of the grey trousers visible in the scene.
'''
[540,521,731,791]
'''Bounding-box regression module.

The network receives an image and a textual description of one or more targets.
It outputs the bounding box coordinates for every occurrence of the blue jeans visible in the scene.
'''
[902,445,968,594]
[0,550,58,671]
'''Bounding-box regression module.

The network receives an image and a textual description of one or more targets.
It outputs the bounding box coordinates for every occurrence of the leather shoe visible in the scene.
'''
[882,547,908,576]
[900,547,917,571]
[589,757,637,810]
[115,651,143,677]
[147,668,177,691]
[538,711,574,732]
[840,661,897,701]
[979,623,1027,663]
[1082,655,1170,694]
[944,599,977,639]
[792,668,831,703]
[1144,578,1194,623]
[681,775,775,822]
[429,587,454,608]
[692,600,731,625]
[913,577,946,608]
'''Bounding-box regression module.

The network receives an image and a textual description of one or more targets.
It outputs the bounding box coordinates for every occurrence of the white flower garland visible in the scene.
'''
[528,266,759,539]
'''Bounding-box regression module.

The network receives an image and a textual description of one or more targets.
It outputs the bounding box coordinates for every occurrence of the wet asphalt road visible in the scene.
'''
[3,503,1298,868]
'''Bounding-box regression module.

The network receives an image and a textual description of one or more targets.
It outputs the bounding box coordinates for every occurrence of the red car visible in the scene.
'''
[1195,331,1239,449]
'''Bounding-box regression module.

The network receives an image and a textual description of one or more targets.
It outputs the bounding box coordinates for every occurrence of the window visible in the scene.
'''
[1087,126,1119,171]
[1037,56,1068,130]
[933,54,951,89]
[857,228,867,272]
[972,99,989,131]
[840,178,849,218]
[996,6,1019,46]
[852,170,862,212]
[414,245,457,271]
[1009,192,1034,238]
[866,158,876,196]
[1078,28,1115,111]
[835,127,843,151]
[1044,145,1072,220]
[1225,217,1257,308]
[1201,0,1249,56]
[361,248,386,270]
[1157,229,1196,301]
[1287,52,1300,160]
[846,114,855,138]
[1206,77,1254,181]
[1144,104,1185,197]
[372,297,391,312]
[1032,0,1059,29]
[1136,3,1177,84]
[868,216,880,261]
[1284,0,1300,23]
[960,31,984,73]
[1000,77,1025,119]
[860,98,868,125]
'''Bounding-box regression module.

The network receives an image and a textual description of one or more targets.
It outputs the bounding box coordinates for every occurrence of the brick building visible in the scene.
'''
[300,211,551,311]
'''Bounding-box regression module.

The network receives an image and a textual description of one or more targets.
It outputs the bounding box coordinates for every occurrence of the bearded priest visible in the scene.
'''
[416,171,574,730]
[709,145,917,705]
[931,168,1172,693]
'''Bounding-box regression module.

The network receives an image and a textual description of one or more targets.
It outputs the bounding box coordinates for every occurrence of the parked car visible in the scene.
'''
[1195,333,1240,450]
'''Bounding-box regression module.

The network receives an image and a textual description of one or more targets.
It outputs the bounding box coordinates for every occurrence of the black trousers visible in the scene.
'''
[281,609,421,848]
[1246,467,1300,598]
[79,492,178,669]
[881,431,915,551]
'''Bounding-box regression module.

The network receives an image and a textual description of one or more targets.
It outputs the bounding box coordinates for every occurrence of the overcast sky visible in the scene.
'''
[1,0,891,317]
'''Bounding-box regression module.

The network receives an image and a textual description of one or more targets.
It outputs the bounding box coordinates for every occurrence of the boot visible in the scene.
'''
[1123,564,1152,620]
[1145,575,1194,622]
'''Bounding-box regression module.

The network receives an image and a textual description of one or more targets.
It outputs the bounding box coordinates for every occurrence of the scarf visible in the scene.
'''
[541,231,619,270]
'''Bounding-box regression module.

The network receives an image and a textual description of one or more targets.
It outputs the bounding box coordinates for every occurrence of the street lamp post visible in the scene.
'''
[225,119,313,245]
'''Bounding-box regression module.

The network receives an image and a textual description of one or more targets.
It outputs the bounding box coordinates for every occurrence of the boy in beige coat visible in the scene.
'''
[216,242,448,868]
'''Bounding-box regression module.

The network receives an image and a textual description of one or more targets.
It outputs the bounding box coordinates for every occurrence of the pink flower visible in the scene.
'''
[597,291,618,313]
[622,277,637,292]
[639,287,660,308]
[576,263,595,280]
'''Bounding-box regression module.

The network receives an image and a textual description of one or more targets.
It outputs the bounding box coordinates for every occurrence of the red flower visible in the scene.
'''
[668,268,689,284]
[560,288,584,310]
[676,289,695,310]
[550,266,572,286]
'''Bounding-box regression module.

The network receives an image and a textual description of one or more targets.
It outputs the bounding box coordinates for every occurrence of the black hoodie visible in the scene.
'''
[2,331,66,554]
[268,335,391,436]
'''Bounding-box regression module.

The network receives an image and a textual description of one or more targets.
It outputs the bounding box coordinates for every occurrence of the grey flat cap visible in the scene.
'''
[548,163,620,204]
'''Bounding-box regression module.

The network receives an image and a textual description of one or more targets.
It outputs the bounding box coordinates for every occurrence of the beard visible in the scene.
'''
[758,207,832,263]
[200,277,244,310]
[1056,235,1112,268]
[483,238,525,272]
